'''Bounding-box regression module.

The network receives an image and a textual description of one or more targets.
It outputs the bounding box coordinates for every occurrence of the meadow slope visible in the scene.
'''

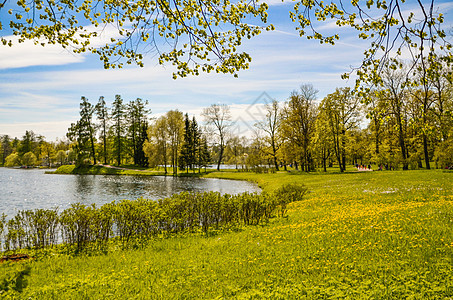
[1,169,453,299]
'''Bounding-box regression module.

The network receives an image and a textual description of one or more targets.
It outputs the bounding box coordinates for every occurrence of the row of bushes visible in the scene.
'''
[0,184,307,252]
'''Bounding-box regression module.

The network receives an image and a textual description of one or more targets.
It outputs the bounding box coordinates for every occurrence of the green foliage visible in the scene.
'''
[0,265,31,294]
[273,183,308,217]
[0,190,297,253]
[4,208,59,251]
[2,0,271,77]
[21,151,37,167]
[4,153,20,167]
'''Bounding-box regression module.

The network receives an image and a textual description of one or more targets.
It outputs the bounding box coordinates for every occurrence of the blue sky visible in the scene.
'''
[1,1,453,140]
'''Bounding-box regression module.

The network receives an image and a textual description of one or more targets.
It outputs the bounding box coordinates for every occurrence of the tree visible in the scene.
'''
[40,141,56,167]
[67,97,97,166]
[255,100,281,171]
[198,137,211,172]
[312,107,333,172]
[22,151,37,167]
[281,84,318,172]
[95,96,109,165]
[55,150,67,166]
[180,114,200,172]
[321,87,360,172]
[225,136,246,170]
[144,115,169,174]
[18,130,40,157]
[5,153,20,167]
[1,0,271,77]
[381,66,410,169]
[202,104,232,171]
[80,97,97,165]
[166,110,184,175]
[364,89,387,158]
[1,135,12,166]
[126,98,151,167]
[290,2,452,92]
[111,95,126,166]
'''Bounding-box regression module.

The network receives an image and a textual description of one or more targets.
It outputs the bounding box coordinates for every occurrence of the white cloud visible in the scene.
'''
[0,121,76,140]
[0,24,124,70]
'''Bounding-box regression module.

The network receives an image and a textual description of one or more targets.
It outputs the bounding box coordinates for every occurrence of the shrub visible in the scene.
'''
[273,183,308,217]
[1,189,303,253]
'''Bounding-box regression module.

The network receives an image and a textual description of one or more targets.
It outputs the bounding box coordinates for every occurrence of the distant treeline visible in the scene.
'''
[2,63,453,172]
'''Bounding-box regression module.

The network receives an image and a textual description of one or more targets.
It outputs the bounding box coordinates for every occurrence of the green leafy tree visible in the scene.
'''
[312,106,333,172]
[1,0,271,77]
[55,150,67,166]
[281,84,318,172]
[144,115,169,173]
[18,130,41,158]
[22,151,37,166]
[320,87,360,172]
[166,110,184,175]
[40,141,56,167]
[5,153,20,167]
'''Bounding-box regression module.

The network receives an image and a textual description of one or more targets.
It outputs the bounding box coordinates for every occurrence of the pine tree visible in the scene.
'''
[67,97,97,166]
[111,95,125,166]
[198,136,211,172]
[95,96,109,165]
[80,97,97,165]
[126,98,151,167]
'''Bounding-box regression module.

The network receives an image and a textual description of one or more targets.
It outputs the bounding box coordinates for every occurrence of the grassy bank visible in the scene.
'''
[2,169,453,298]
[48,164,213,176]
[49,165,169,176]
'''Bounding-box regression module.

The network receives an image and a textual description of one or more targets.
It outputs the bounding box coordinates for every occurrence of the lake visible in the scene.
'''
[0,168,260,217]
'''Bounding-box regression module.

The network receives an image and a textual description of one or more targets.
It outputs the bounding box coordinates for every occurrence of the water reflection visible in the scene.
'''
[0,168,260,217]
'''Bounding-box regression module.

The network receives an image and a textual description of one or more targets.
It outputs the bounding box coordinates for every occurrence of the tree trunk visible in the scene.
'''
[423,134,430,169]
[396,115,408,170]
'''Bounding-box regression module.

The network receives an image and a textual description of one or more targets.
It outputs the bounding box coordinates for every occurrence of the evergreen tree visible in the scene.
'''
[111,95,125,166]
[190,116,200,172]
[180,114,192,172]
[79,97,97,165]
[198,136,211,172]
[126,98,151,167]
[1,135,12,166]
[95,96,109,165]
[66,97,97,166]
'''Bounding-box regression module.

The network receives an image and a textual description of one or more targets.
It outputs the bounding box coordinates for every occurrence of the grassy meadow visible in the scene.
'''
[2,169,453,298]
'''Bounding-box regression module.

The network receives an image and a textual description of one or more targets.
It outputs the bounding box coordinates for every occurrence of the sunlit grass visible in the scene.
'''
[2,169,453,298]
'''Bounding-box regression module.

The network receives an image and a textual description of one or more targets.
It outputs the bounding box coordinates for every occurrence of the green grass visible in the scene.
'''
[2,169,453,298]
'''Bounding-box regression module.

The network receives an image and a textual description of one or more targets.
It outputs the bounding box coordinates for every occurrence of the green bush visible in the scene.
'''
[1,189,303,253]
[273,183,308,217]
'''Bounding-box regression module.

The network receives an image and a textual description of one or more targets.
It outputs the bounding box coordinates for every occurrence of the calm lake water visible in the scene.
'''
[0,168,260,217]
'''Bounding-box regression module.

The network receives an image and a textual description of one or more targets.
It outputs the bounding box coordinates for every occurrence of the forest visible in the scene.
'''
[1,62,453,173]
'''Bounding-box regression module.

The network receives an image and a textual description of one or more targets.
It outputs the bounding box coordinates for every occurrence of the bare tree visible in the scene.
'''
[202,104,232,171]
[255,100,281,171]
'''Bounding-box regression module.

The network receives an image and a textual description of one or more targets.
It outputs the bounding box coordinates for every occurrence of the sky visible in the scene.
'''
[1,1,453,141]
